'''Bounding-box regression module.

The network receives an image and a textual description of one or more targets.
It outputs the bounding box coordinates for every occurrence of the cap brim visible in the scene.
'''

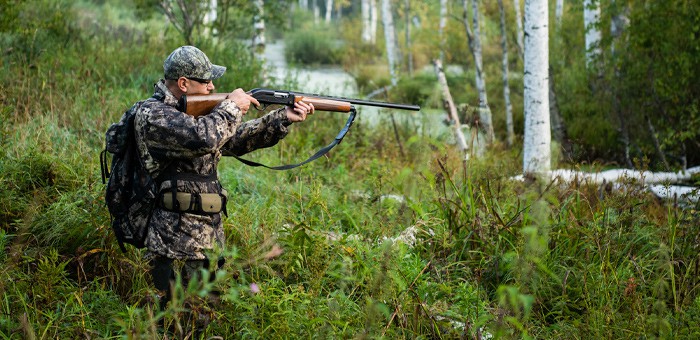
[211,64,226,80]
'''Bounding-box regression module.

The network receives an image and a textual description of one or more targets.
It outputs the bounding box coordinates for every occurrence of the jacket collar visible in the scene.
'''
[152,79,179,108]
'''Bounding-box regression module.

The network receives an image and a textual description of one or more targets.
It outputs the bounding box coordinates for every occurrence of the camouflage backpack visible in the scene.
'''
[100,100,159,253]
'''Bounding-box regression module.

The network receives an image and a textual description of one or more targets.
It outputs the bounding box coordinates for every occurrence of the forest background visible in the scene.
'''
[0,0,699,338]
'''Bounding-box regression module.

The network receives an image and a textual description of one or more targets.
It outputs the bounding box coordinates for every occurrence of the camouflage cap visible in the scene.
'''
[163,46,226,81]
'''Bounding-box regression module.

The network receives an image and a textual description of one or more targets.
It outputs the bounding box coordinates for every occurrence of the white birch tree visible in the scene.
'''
[462,0,494,143]
[434,59,469,157]
[584,0,601,69]
[438,0,448,62]
[370,0,378,44]
[203,0,217,36]
[497,0,515,147]
[513,0,525,59]
[362,0,372,43]
[299,0,308,10]
[313,0,320,24]
[382,0,399,86]
[325,0,333,23]
[555,0,564,28]
[523,0,550,174]
[252,0,265,59]
[405,0,413,76]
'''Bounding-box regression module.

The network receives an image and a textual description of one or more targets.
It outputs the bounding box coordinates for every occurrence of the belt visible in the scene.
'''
[161,190,228,215]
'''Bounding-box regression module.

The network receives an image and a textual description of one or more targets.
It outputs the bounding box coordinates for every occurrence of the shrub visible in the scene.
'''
[284,26,341,66]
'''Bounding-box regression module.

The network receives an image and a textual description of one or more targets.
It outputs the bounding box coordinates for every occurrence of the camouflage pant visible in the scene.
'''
[150,256,224,311]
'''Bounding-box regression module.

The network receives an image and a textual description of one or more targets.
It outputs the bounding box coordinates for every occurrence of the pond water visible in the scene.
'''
[262,41,452,140]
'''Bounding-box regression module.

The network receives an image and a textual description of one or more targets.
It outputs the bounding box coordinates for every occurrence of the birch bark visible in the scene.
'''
[438,0,448,62]
[362,0,371,43]
[497,0,515,147]
[584,0,601,69]
[434,59,469,157]
[513,0,525,59]
[523,0,550,174]
[382,0,399,85]
[252,0,265,58]
[326,0,333,23]
[370,0,378,44]
[462,0,493,143]
[555,0,563,29]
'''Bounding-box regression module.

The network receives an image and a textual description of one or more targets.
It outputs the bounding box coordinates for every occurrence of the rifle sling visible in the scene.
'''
[233,108,357,170]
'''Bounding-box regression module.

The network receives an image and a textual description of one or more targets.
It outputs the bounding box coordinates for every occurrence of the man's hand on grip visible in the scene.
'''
[227,88,260,115]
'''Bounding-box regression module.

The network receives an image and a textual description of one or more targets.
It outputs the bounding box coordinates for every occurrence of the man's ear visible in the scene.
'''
[177,77,189,93]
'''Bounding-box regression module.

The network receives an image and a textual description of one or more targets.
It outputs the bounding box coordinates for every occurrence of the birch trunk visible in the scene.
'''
[382,0,399,86]
[611,0,631,166]
[584,0,601,69]
[203,0,217,35]
[434,59,469,157]
[523,0,550,174]
[645,114,671,170]
[498,0,515,147]
[325,0,333,23]
[438,0,448,62]
[405,0,413,76]
[299,0,308,10]
[313,1,320,24]
[555,0,563,29]
[513,0,525,59]
[462,0,494,143]
[511,167,700,204]
[362,0,371,43]
[610,1,629,56]
[252,0,265,58]
[370,0,378,44]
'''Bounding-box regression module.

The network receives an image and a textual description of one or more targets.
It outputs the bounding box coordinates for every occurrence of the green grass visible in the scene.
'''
[1,1,700,339]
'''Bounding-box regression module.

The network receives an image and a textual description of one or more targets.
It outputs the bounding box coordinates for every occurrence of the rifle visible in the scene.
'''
[179,88,421,170]
[181,88,421,117]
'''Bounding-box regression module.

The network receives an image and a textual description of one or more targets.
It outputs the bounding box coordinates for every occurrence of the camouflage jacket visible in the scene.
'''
[133,80,291,260]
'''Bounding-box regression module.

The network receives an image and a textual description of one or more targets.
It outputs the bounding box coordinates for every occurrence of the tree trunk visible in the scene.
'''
[434,59,469,157]
[645,114,671,171]
[382,0,399,86]
[299,0,308,10]
[370,0,378,44]
[325,0,333,23]
[159,0,201,45]
[513,0,525,60]
[610,1,629,56]
[462,0,493,144]
[438,0,448,62]
[362,0,371,43]
[584,0,601,70]
[405,0,413,76]
[252,0,265,57]
[610,0,632,167]
[523,0,551,174]
[202,0,217,37]
[498,0,515,147]
[313,0,320,24]
[555,0,564,29]
[512,167,700,204]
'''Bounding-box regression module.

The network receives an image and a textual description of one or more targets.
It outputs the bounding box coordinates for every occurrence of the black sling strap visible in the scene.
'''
[233,108,357,170]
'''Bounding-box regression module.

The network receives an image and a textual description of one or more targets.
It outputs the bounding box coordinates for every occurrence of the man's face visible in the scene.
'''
[184,77,215,95]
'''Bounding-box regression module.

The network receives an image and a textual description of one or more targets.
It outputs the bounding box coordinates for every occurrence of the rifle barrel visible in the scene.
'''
[292,91,421,111]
